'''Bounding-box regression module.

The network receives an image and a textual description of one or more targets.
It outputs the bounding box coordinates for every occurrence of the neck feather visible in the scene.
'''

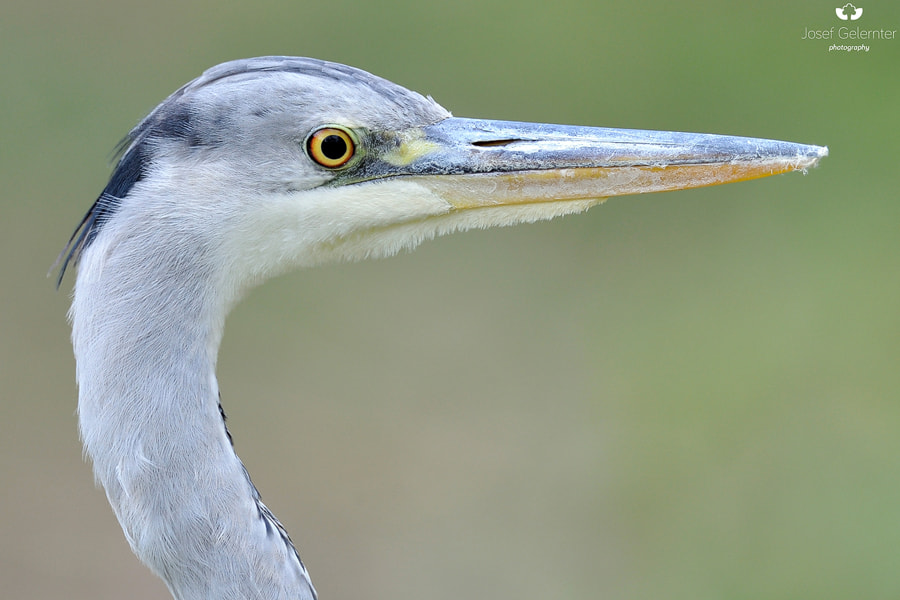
[71,223,316,600]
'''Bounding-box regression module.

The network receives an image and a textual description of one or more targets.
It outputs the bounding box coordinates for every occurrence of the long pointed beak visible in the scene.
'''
[358,117,827,209]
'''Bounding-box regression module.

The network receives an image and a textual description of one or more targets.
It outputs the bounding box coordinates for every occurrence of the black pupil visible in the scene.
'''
[320,134,348,160]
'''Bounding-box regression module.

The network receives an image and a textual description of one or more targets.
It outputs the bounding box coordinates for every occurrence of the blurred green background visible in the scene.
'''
[2,0,898,598]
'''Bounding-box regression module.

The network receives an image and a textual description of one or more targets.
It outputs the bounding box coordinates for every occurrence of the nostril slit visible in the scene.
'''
[472,139,522,147]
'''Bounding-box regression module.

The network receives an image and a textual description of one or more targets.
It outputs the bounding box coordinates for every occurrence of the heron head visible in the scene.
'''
[61,57,826,299]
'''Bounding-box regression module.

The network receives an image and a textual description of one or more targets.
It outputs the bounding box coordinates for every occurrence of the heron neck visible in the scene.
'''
[71,232,315,600]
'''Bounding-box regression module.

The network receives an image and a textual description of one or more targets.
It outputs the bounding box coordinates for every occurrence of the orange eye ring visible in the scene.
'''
[306,127,358,169]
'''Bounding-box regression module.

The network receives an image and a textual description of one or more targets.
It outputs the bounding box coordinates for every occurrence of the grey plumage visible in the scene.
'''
[59,57,447,282]
[64,56,825,599]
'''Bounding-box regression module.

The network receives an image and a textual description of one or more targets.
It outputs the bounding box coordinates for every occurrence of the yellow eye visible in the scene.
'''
[306,127,357,169]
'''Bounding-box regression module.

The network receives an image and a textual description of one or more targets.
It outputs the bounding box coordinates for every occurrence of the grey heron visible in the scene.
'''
[59,56,826,600]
